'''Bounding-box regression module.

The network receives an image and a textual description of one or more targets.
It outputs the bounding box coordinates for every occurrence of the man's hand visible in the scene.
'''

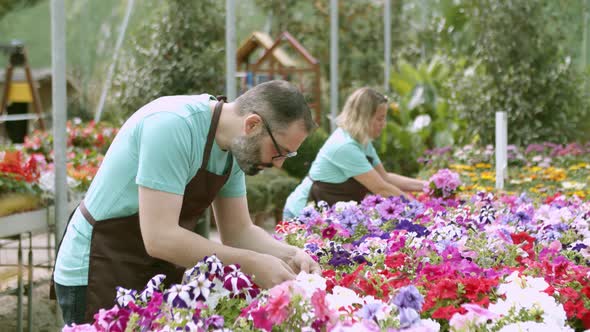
[284,248,321,274]
[241,253,296,289]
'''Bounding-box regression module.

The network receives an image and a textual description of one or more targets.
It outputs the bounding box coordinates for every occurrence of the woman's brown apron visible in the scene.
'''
[308,156,374,206]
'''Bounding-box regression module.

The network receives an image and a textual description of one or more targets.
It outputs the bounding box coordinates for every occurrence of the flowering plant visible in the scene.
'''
[0,150,45,196]
[239,274,439,331]
[64,255,259,331]
[277,191,590,330]
[424,168,462,198]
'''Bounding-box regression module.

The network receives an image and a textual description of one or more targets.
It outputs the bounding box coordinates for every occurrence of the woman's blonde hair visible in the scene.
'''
[336,87,388,145]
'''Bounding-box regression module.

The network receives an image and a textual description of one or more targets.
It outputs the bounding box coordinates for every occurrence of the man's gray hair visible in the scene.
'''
[234,80,317,133]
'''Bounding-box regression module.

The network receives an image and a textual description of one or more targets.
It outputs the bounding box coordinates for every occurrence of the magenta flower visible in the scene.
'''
[425,169,462,198]
[224,270,253,295]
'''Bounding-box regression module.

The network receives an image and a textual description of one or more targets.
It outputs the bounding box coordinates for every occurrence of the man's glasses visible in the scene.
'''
[252,111,298,161]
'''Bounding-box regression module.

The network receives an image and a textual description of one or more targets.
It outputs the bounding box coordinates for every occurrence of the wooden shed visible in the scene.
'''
[236,31,322,125]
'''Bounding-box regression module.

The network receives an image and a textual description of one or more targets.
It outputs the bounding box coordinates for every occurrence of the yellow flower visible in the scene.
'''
[480,171,494,181]
[451,164,474,171]
[569,163,589,171]
[475,163,492,169]
[390,102,400,114]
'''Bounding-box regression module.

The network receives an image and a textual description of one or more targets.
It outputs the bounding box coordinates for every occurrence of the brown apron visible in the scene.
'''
[308,156,374,207]
[51,97,231,323]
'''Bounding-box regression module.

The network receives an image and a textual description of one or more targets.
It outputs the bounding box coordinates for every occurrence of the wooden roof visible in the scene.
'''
[236,31,297,68]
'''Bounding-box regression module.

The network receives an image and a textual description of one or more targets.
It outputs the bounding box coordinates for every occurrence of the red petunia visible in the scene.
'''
[432,278,459,300]
[384,253,407,270]
[510,232,536,257]
[432,305,466,320]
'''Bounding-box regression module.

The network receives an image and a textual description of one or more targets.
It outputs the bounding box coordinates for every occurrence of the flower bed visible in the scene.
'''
[418,142,590,200]
[65,169,590,331]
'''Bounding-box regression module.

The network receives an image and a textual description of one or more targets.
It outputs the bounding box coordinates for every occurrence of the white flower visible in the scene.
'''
[189,273,212,301]
[416,318,441,332]
[333,201,358,212]
[205,278,230,309]
[410,114,432,132]
[326,286,362,310]
[490,272,569,329]
[498,321,573,332]
[295,271,327,297]
[561,181,585,190]
[115,287,136,307]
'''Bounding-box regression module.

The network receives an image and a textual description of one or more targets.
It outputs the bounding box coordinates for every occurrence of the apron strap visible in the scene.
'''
[200,98,225,169]
[79,200,97,226]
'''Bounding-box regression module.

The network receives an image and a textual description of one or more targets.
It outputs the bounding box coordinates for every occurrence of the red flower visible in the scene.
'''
[544,193,562,204]
[510,232,536,257]
[385,253,406,270]
[322,270,336,293]
[322,270,336,279]
[559,287,581,302]
[579,309,590,329]
[432,305,466,320]
[432,278,459,300]
[358,278,377,297]
[544,285,556,296]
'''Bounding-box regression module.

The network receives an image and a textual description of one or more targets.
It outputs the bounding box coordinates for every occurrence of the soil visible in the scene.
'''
[0,272,62,332]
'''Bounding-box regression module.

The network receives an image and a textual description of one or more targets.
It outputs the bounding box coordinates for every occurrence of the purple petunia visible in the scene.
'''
[299,206,321,224]
[358,302,383,321]
[392,285,424,312]
[163,284,196,309]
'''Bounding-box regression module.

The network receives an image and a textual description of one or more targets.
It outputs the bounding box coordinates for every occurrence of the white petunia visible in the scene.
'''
[326,286,363,310]
[295,271,327,297]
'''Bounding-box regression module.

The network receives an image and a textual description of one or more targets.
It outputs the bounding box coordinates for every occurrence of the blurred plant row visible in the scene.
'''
[0,121,302,218]
[1,120,587,218]
[418,142,590,201]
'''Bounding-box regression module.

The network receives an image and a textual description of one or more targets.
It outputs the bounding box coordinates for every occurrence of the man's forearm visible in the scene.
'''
[223,224,296,262]
[147,226,258,269]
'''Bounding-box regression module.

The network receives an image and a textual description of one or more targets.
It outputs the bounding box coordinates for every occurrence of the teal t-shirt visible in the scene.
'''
[54,94,246,286]
[284,128,381,216]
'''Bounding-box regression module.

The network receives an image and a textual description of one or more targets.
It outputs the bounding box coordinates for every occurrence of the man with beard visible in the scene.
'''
[51,80,320,325]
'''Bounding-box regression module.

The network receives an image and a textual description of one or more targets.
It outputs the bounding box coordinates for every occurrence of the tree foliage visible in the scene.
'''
[0,0,41,21]
[450,0,589,145]
[111,0,225,118]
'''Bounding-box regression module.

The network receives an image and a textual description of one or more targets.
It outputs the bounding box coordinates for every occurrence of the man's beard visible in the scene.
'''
[230,132,273,176]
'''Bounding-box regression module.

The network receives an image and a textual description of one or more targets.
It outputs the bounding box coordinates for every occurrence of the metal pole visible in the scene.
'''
[51,0,68,254]
[583,2,589,92]
[384,0,391,93]
[95,0,135,122]
[495,112,507,189]
[27,233,33,332]
[16,235,22,332]
[330,0,338,132]
[226,0,237,100]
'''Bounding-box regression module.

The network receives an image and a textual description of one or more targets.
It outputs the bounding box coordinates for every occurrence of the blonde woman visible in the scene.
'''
[283,87,426,219]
